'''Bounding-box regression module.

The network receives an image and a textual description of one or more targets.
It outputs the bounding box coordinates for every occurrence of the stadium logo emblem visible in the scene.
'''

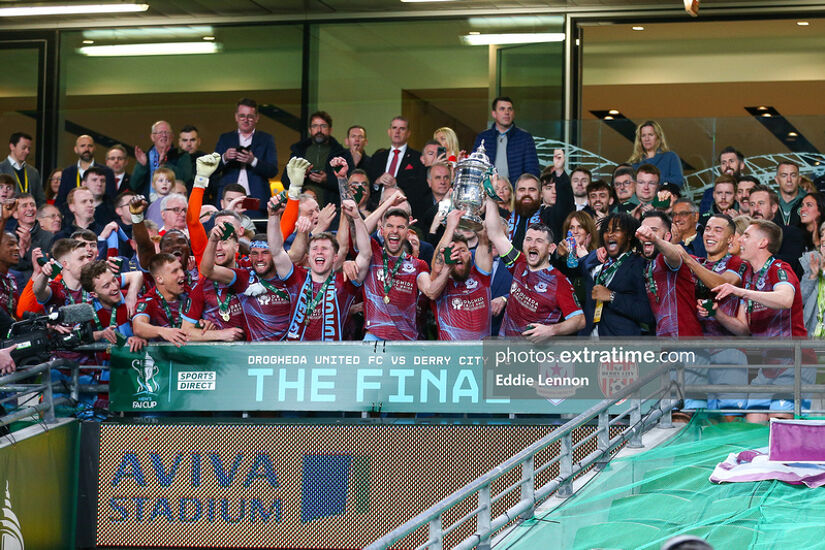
[0,481,24,550]
[534,282,548,293]
[598,360,638,401]
[131,352,160,409]
[465,278,478,290]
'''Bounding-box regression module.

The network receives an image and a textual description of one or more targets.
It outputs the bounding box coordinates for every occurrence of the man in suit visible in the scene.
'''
[367,116,425,216]
[473,96,539,184]
[0,132,44,206]
[580,211,654,336]
[105,144,130,193]
[213,98,278,218]
[129,120,192,198]
[56,135,116,207]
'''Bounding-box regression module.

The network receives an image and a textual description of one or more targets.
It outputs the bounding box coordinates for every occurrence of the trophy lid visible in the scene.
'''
[458,140,493,170]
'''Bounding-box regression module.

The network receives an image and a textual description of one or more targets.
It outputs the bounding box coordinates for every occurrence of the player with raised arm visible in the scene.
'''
[429,207,494,340]
[178,220,246,342]
[484,198,584,343]
[711,219,809,421]
[267,186,370,341]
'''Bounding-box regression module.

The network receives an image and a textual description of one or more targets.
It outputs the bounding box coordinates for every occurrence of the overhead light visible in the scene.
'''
[788,132,799,137]
[608,109,620,115]
[78,41,220,57]
[0,3,149,17]
[632,26,645,31]
[467,16,564,28]
[82,39,94,44]
[203,36,215,41]
[797,21,810,26]
[761,112,772,118]
[460,33,565,46]
[756,105,768,111]
[468,31,480,35]
[83,26,212,40]
[603,116,614,121]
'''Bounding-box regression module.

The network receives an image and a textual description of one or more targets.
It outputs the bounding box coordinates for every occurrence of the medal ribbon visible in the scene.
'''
[60,279,88,305]
[258,278,289,301]
[745,257,775,317]
[213,281,234,319]
[157,290,183,328]
[645,258,659,303]
[382,249,407,300]
[92,301,121,331]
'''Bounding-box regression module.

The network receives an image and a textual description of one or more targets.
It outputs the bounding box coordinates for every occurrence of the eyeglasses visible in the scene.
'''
[613,181,633,188]
[152,131,172,136]
[163,207,187,214]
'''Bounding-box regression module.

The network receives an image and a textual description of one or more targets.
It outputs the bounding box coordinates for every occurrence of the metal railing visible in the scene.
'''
[366,338,825,550]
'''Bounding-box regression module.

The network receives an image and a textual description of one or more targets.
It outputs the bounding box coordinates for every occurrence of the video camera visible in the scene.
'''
[5,303,95,366]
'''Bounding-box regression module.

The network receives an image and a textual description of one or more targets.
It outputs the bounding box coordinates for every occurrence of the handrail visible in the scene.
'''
[366,338,825,550]
[365,362,675,550]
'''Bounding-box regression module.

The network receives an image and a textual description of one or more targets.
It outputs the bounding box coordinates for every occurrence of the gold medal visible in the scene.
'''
[593,300,603,323]
[220,310,230,322]
[383,295,390,304]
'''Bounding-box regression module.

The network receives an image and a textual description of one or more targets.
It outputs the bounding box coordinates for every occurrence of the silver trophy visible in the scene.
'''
[448,140,501,231]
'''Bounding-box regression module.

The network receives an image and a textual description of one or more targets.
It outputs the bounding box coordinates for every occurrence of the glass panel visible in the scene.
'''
[499,40,565,141]
[0,47,40,170]
[314,18,564,155]
[59,25,303,178]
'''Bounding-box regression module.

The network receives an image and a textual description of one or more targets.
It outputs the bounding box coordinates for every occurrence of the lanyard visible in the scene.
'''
[13,168,27,194]
[596,252,629,287]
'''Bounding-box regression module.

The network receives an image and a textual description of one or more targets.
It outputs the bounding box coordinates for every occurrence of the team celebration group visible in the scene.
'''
[0,96,821,417]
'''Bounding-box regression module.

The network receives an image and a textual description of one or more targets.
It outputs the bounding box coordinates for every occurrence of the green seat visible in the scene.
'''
[572,521,661,550]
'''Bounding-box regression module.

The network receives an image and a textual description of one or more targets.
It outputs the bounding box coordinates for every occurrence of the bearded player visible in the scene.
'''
[428,208,493,340]
[485,198,584,343]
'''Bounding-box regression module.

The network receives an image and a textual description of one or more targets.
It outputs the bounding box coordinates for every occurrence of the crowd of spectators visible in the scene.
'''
[0,97,818,420]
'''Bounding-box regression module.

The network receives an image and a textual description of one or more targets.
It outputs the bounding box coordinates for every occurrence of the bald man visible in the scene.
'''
[57,134,116,205]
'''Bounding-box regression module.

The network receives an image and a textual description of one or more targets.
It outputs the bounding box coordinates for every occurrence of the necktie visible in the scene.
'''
[388,149,400,177]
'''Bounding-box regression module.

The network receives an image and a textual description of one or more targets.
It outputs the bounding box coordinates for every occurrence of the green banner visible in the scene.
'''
[0,420,78,550]
[110,342,666,414]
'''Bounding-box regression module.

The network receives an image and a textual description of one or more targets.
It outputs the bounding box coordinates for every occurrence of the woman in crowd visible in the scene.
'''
[44,169,61,205]
[798,192,825,251]
[495,176,514,218]
[433,127,460,160]
[628,120,684,188]
[554,211,599,305]
[800,221,825,338]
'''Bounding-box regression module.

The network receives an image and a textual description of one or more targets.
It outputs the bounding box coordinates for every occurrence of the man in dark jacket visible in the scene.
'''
[281,111,347,206]
[473,96,540,183]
